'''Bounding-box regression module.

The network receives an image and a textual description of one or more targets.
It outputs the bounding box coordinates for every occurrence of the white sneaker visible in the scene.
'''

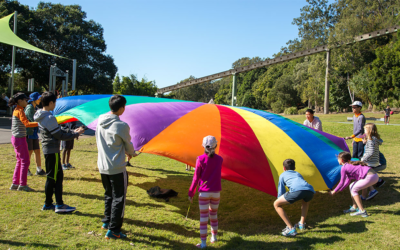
[211,235,217,243]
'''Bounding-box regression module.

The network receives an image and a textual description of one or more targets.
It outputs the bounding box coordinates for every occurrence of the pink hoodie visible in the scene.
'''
[188,153,223,197]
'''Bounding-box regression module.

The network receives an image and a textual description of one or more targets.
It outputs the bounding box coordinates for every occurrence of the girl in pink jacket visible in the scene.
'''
[188,136,223,249]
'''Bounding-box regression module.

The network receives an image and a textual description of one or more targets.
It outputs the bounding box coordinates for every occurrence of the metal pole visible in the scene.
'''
[231,74,237,106]
[31,78,34,92]
[72,59,77,90]
[324,49,330,114]
[52,75,56,93]
[49,66,53,92]
[27,79,31,91]
[61,80,65,97]
[65,70,69,95]
[10,11,17,98]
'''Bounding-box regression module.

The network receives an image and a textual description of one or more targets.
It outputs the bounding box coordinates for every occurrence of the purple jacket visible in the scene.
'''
[334,163,370,193]
[188,153,223,197]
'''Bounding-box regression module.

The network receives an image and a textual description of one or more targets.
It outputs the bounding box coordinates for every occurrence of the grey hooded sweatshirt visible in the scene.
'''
[96,114,135,175]
[34,110,79,154]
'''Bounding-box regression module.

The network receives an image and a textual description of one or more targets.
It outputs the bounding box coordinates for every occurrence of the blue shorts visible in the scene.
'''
[284,190,314,204]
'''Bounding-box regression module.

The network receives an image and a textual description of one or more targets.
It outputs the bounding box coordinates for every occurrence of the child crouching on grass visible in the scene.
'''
[274,159,315,237]
[329,151,379,218]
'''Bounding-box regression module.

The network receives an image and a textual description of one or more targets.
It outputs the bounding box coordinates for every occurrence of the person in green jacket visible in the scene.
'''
[24,92,46,176]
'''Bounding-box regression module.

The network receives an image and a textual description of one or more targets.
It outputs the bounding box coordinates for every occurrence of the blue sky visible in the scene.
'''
[19,0,320,88]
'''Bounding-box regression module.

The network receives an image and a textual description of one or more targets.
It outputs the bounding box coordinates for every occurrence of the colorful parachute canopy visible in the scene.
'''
[54,95,348,197]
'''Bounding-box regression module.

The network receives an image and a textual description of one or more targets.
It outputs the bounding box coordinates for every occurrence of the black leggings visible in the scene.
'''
[44,153,64,206]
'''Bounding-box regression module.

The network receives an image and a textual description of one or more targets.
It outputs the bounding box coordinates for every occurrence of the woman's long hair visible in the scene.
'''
[364,123,380,140]
[337,151,368,166]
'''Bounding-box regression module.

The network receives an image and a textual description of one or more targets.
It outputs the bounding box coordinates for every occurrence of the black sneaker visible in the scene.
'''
[36,169,46,176]
[375,179,385,188]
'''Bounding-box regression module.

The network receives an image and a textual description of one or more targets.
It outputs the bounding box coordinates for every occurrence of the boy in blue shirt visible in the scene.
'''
[273,159,315,237]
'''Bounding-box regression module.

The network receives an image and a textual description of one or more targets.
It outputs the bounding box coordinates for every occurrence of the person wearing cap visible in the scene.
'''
[188,135,223,249]
[303,109,323,131]
[344,101,366,159]
[24,92,46,176]
[8,92,38,192]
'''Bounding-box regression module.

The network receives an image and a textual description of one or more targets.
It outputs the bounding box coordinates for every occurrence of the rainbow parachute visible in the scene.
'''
[54,95,348,197]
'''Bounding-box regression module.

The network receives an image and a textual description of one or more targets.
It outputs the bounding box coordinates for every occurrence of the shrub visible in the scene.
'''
[298,107,308,115]
[392,100,400,108]
[271,101,285,113]
[284,107,298,115]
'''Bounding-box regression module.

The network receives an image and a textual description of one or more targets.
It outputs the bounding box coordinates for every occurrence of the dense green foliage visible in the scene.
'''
[0,0,117,94]
[113,74,157,97]
[168,0,400,112]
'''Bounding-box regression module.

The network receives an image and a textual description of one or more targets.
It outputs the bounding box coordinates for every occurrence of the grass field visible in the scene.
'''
[0,112,399,249]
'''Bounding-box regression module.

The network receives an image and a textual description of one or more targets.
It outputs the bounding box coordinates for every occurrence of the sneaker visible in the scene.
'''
[366,190,378,200]
[55,204,76,213]
[102,223,109,230]
[27,169,33,176]
[350,210,368,217]
[66,163,75,169]
[42,204,56,211]
[282,227,297,237]
[375,179,385,188]
[360,195,366,201]
[17,185,35,192]
[343,206,359,214]
[294,222,306,230]
[10,184,18,190]
[62,164,69,170]
[105,230,127,239]
[211,234,217,243]
[196,243,207,248]
[36,169,46,176]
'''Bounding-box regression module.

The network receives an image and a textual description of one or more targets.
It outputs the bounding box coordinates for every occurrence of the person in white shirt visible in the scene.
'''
[303,109,323,131]
[2,93,10,105]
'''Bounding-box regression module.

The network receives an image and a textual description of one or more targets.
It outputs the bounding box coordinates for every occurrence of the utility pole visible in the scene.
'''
[10,11,17,98]
[324,49,330,114]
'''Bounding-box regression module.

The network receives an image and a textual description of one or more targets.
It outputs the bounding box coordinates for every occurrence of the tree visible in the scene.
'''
[0,1,117,94]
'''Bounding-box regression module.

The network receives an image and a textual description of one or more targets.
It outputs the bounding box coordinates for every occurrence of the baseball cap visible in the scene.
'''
[13,92,29,101]
[202,135,217,149]
[29,92,42,102]
[349,101,362,107]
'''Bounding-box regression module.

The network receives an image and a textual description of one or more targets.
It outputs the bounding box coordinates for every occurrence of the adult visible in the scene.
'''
[303,109,323,131]
[2,93,10,105]
[25,92,46,176]
[345,101,366,159]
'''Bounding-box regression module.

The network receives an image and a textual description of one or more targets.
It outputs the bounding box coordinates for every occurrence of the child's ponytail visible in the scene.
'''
[205,146,216,158]
[8,97,16,107]
[338,151,369,166]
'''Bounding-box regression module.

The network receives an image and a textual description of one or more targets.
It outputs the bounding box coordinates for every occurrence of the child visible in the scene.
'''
[188,135,223,249]
[185,164,192,171]
[96,95,137,240]
[384,105,391,125]
[9,92,38,192]
[24,92,46,176]
[274,159,315,237]
[61,121,79,170]
[360,123,384,200]
[34,92,84,212]
[345,101,366,159]
[330,151,379,217]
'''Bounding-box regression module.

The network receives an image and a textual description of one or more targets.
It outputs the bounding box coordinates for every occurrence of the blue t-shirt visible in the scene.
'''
[277,170,315,197]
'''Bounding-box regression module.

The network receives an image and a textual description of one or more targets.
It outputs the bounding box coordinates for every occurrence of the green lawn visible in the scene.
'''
[0,113,399,249]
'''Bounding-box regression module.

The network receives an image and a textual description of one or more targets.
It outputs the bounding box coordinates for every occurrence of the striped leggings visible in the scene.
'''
[199,192,220,240]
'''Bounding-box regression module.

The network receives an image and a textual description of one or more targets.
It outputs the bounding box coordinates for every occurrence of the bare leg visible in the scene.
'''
[350,195,357,209]
[300,200,309,224]
[274,195,292,228]
[353,195,364,211]
[62,149,67,165]
[28,150,33,171]
[66,149,71,164]
[34,149,41,167]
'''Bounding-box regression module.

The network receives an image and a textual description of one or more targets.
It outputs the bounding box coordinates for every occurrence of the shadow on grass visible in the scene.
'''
[64,176,102,183]
[64,192,165,208]
[313,221,374,233]
[0,239,57,248]
[218,236,344,249]
[74,211,199,237]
